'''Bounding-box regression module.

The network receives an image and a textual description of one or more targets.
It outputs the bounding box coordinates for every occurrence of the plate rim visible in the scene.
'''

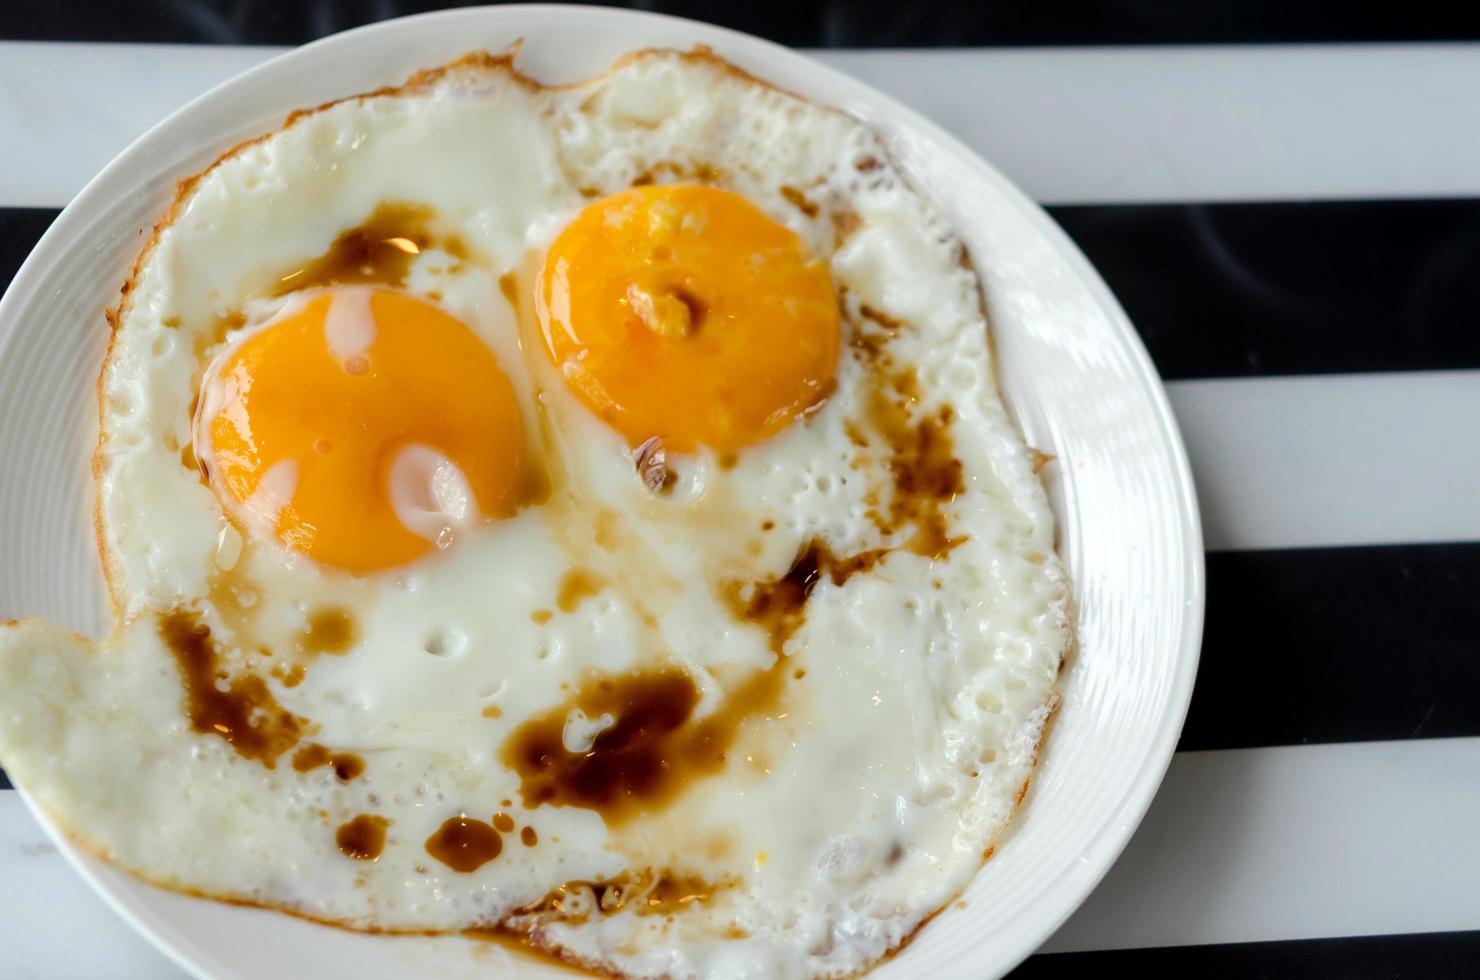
[2,5,1205,978]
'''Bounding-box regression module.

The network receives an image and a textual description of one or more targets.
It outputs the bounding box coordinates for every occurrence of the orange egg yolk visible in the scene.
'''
[198,289,525,572]
[536,184,840,453]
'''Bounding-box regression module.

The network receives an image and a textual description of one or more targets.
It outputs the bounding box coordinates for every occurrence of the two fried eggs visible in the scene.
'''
[0,49,1070,978]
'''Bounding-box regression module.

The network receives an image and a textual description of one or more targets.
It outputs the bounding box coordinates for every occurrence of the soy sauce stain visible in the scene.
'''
[291,743,330,771]
[503,666,783,825]
[179,442,202,480]
[425,815,503,873]
[520,826,538,847]
[519,459,554,507]
[291,742,365,781]
[555,568,605,613]
[336,814,388,861]
[724,356,965,652]
[868,368,967,559]
[498,270,520,310]
[515,871,725,921]
[732,540,886,656]
[629,161,723,187]
[491,812,516,834]
[298,606,358,656]
[858,303,904,333]
[731,550,818,657]
[779,185,819,218]
[159,610,303,767]
[333,754,365,781]
[846,293,971,556]
[273,202,469,294]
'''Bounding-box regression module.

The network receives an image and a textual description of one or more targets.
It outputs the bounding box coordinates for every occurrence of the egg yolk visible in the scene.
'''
[198,288,524,572]
[536,184,840,453]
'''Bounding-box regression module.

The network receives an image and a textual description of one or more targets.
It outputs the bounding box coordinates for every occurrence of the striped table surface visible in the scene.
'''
[3,5,1480,978]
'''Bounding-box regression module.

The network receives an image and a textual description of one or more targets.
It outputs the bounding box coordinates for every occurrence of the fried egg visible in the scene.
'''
[0,49,1070,978]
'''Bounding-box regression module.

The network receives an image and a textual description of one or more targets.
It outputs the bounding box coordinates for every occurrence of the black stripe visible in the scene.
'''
[1009,930,1480,979]
[0,209,57,299]
[0,771,10,790]
[1049,199,1480,379]
[1184,542,1480,751]
[4,0,1480,47]
[10,199,1480,380]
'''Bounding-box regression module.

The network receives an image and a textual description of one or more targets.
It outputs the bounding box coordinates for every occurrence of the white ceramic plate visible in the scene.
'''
[0,6,1203,978]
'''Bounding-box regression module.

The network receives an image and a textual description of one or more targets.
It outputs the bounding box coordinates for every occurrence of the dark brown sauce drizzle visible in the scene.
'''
[332,754,364,781]
[732,541,889,656]
[514,871,726,921]
[717,308,969,657]
[629,161,723,187]
[158,610,303,767]
[859,303,904,333]
[272,202,469,295]
[299,606,358,655]
[425,816,503,873]
[868,368,967,559]
[336,814,388,861]
[291,742,365,781]
[503,666,783,825]
[729,550,815,657]
[779,185,819,218]
[845,296,969,558]
[291,742,330,771]
[846,301,900,363]
[519,457,554,508]
[269,662,306,688]
[554,568,605,613]
[497,270,519,309]
[832,209,862,248]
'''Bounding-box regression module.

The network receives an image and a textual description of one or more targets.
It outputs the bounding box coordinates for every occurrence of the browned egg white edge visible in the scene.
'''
[38,41,1077,978]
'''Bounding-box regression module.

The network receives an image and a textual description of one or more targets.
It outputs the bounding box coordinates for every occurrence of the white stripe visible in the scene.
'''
[1169,371,1480,552]
[0,43,276,210]
[1044,737,1480,953]
[5,41,1480,208]
[4,738,1477,971]
[0,792,184,978]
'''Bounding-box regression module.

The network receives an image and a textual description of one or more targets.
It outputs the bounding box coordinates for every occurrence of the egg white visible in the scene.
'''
[0,51,1070,979]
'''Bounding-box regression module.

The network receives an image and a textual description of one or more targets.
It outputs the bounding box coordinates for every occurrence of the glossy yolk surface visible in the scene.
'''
[201,289,524,572]
[537,184,840,453]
